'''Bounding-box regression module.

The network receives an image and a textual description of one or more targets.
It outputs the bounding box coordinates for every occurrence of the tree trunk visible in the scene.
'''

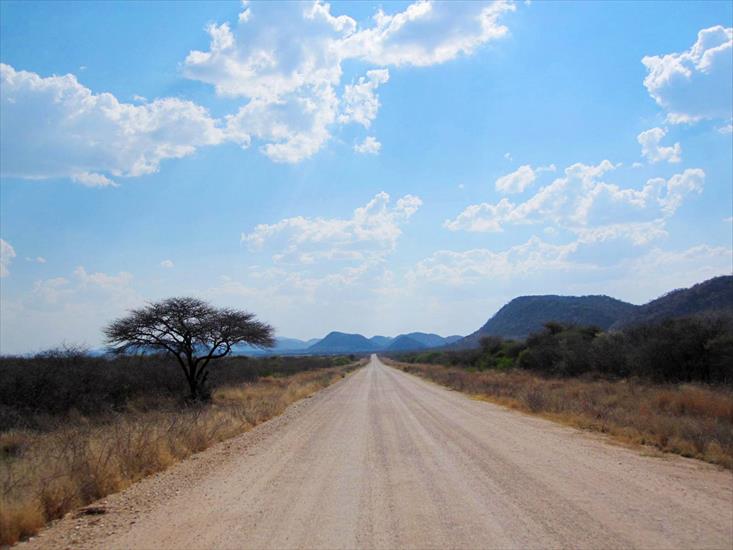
[187,374,199,401]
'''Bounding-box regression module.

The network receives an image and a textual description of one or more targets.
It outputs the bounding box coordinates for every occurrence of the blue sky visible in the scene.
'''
[1,0,732,353]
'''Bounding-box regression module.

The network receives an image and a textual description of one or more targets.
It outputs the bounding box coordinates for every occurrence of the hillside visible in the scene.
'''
[400,332,453,348]
[307,332,377,354]
[369,336,394,348]
[385,335,428,352]
[458,295,636,346]
[612,275,733,329]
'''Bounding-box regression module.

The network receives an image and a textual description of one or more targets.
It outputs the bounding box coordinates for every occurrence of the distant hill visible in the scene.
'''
[369,336,394,348]
[385,335,428,352]
[307,332,377,354]
[231,337,314,355]
[305,331,462,354]
[612,275,733,330]
[400,332,452,348]
[457,295,636,346]
[228,331,462,356]
[274,337,315,351]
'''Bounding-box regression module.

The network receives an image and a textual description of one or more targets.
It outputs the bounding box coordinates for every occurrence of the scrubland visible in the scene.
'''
[382,360,733,469]
[0,351,363,545]
[385,315,733,469]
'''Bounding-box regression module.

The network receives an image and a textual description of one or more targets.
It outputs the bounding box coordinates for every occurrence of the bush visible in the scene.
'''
[624,315,733,383]
[0,351,345,431]
[389,314,733,385]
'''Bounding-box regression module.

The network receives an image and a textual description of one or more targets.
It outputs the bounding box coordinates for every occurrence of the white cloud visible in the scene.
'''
[354,136,381,154]
[637,127,681,163]
[183,1,514,163]
[74,266,133,290]
[445,160,703,244]
[339,69,389,128]
[225,85,337,163]
[3,266,143,353]
[160,260,175,269]
[616,245,733,296]
[0,64,225,182]
[71,172,118,188]
[2,2,516,173]
[0,239,16,277]
[238,0,251,23]
[340,0,515,67]
[25,256,47,264]
[718,123,733,134]
[242,191,422,263]
[642,25,732,124]
[443,198,514,232]
[408,237,584,286]
[574,219,668,246]
[32,277,71,304]
[495,164,536,194]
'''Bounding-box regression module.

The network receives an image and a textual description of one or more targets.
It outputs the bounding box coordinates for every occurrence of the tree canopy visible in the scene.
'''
[104,297,274,399]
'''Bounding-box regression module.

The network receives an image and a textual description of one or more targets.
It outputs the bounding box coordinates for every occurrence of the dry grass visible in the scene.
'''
[0,363,362,546]
[383,358,733,469]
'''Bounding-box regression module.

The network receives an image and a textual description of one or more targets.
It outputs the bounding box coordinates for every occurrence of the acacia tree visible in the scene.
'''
[104,297,274,400]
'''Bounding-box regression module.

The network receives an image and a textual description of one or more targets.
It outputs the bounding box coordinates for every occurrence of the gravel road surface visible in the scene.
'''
[21,355,733,549]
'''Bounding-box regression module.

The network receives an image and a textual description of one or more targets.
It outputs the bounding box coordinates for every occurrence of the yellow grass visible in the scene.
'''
[0,363,362,546]
[383,358,733,469]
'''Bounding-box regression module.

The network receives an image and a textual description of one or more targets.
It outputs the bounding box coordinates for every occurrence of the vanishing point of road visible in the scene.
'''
[22,355,733,549]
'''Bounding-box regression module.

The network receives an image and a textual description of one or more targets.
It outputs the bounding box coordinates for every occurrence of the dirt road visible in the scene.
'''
[23,355,733,549]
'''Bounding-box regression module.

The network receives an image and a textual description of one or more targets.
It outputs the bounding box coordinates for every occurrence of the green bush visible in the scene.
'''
[390,314,733,385]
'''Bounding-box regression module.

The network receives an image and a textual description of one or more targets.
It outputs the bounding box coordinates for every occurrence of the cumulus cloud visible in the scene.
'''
[32,277,71,304]
[242,191,422,263]
[184,1,514,163]
[445,160,703,244]
[339,0,515,67]
[637,127,681,163]
[339,69,389,128]
[74,266,133,289]
[1,2,515,174]
[408,237,583,286]
[574,220,668,247]
[495,164,536,194]
[71,172,118,188]
[0,239,16,277]
[2,265,143,353]
[642,25,733,124]
[354,136,381,154]
[0,64,225,182]
[160,260,175,269]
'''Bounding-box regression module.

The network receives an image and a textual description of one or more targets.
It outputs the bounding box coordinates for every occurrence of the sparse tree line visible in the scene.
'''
[391,314,733,385]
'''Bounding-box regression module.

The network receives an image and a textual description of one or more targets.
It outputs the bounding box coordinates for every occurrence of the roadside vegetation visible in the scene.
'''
[0,349,364,545]
[386,314,733,469]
